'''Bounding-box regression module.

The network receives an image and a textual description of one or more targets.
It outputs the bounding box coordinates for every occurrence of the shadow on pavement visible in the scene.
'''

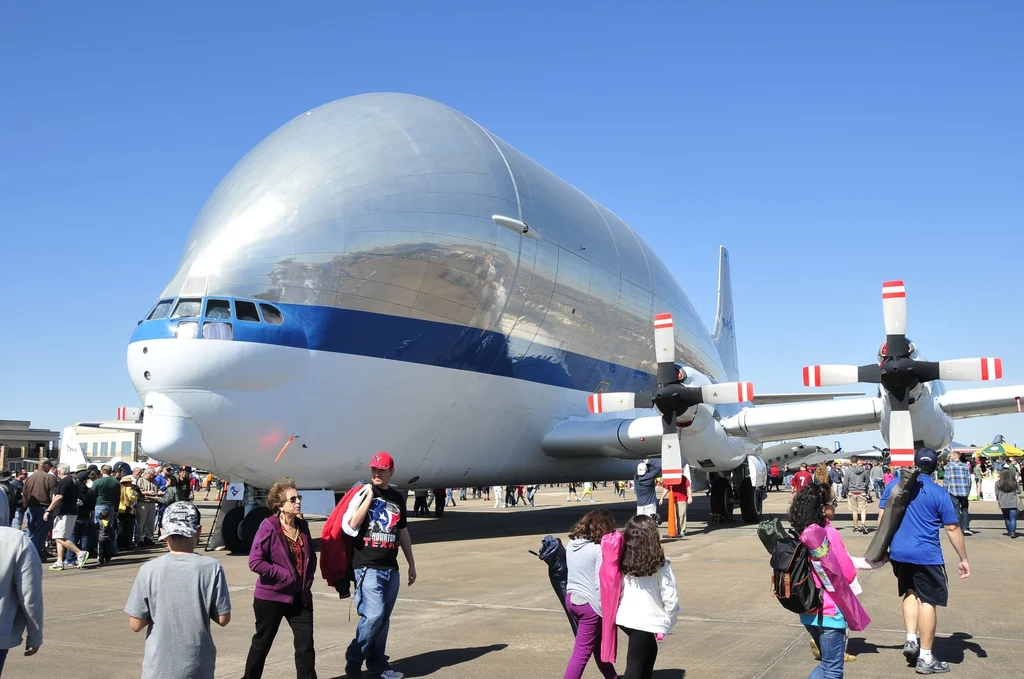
[327,644,508,678]
[652,669,686,678]
[846,636,904,656]
[935,632,988,663]
[405,499,644,545]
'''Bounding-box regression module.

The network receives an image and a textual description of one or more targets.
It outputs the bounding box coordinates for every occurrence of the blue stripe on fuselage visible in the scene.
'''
[130,302,657,394]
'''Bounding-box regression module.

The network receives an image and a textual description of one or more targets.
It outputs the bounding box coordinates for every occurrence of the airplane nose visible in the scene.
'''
[128,338,307,394]
[141,392,217,470]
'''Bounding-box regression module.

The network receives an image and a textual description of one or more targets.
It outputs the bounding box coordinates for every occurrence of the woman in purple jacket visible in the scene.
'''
[243,477,318,679]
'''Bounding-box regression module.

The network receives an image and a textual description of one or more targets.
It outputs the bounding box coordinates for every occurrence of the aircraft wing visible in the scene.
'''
[753,392,864,405]
[937,385,1024,419]
[720,396,883,442]
[76,421,145,433]
[723,384,1024,443]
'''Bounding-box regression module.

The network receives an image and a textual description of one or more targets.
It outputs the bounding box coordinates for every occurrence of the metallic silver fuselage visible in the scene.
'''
[160,93,725,382]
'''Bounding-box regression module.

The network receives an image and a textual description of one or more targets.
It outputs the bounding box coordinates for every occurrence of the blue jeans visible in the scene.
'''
[805,625,845,679]
[26,506,49,557]
[1001,508,1018,536]
[951,495,970,532]
[11,507,23,530]
[346,567,401,675]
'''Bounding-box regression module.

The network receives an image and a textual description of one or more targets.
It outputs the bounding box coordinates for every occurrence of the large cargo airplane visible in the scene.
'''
[111,93,1023,547]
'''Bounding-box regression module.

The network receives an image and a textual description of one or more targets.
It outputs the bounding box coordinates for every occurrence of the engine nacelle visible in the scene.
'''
[880,381,954,451]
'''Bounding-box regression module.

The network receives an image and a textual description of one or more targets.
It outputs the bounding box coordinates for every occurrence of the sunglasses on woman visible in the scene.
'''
[284,495,303,504]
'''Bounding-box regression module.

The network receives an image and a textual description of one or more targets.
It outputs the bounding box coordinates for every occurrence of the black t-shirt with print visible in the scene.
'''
[352,486,408,571]
[54,475,79,516]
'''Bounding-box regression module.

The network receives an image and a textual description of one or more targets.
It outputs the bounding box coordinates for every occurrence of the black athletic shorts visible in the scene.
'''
[891,560,949,607]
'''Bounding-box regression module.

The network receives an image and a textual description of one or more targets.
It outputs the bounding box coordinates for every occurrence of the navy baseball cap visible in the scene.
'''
[914,447,938,472]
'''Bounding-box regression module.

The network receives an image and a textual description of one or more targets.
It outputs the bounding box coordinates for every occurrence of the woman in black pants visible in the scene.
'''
[243,478,318,679]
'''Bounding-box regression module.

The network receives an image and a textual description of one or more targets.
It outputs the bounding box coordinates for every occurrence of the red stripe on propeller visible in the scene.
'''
[888,448,915,467]
[654,313,673,329]
[882,280,906,299]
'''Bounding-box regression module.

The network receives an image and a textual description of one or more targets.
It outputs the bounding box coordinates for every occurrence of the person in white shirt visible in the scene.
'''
[615,515,679,679]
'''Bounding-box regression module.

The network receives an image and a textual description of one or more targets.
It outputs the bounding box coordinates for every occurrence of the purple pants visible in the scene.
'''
[564,594,619,679]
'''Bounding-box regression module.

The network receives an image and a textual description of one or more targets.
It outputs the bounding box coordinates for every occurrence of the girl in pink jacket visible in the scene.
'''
[790,484,870,678]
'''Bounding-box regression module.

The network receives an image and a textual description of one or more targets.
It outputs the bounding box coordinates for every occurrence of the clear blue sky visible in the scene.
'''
[2,3,1021,450]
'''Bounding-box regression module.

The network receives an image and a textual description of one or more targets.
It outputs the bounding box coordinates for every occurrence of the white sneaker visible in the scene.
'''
[77,551,90,568]
[376,670,405,679]
[49,563,63,571]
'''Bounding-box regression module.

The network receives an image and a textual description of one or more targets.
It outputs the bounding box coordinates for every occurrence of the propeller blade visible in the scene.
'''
[887,399,915,468]
[934,357,1003,382]
[700,382,755,404]
[803,365,860,387]
[588,392,637,414]
[882,280,907,337]
[654,313,675,366]
[660,430,683,485]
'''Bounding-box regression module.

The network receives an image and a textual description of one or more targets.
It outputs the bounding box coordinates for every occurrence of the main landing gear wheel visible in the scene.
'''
[710,478,734,521]
[222,506,246,553]
[739,479,763,523]
[240,506,273,553]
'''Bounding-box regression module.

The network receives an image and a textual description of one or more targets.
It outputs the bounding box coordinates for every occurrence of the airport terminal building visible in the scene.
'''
[0,419,60,471]
[71,422,142,462]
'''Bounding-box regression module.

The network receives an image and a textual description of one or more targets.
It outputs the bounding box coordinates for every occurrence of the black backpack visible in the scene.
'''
[770,530,823,620]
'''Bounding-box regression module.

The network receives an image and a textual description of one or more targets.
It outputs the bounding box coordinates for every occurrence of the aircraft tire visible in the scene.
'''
[710,478,734,519]
[739,479,762,523]
[222,506,246,553]
[239,506,273,553]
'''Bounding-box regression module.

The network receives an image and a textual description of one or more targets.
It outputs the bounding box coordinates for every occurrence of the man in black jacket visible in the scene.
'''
[0,470,20,527]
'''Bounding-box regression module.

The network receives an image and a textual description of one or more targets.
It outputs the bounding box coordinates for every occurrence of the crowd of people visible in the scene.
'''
[767,451,1023,541]
[0,460,224,571]
[771,446,1024,678]
[0,447,1019,678]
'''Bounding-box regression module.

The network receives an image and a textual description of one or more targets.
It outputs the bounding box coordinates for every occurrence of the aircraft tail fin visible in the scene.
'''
[59,427,87,469]
[711,246,740,382]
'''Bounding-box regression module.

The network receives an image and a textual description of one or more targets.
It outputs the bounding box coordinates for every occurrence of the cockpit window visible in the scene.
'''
[174,321,199,339]
[235,300,260,322]
[202,322,233,340]
[170,298,202,319]
[146,299,173,320]
[205,299,231,320]
[259,303,284,325]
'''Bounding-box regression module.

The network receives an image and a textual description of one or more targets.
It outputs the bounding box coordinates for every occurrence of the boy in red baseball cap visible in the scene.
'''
[341,453,416,679]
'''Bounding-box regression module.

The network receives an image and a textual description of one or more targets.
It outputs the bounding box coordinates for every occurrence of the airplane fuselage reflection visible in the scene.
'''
[128,93,755,490]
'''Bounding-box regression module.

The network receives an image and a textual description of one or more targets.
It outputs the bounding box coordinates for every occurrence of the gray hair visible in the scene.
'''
[57,463,71,475]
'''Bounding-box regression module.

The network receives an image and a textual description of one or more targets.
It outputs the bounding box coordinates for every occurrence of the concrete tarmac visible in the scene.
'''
[7,486,1021,678]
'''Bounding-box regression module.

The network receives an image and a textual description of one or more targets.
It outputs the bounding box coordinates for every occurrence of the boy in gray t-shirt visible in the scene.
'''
[125,502,231,679]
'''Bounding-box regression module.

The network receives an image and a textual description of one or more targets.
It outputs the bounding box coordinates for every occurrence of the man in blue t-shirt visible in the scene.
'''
[878,448,970,675]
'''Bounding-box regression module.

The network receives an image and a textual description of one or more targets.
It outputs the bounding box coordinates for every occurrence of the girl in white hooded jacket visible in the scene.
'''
[615,515,679,679]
